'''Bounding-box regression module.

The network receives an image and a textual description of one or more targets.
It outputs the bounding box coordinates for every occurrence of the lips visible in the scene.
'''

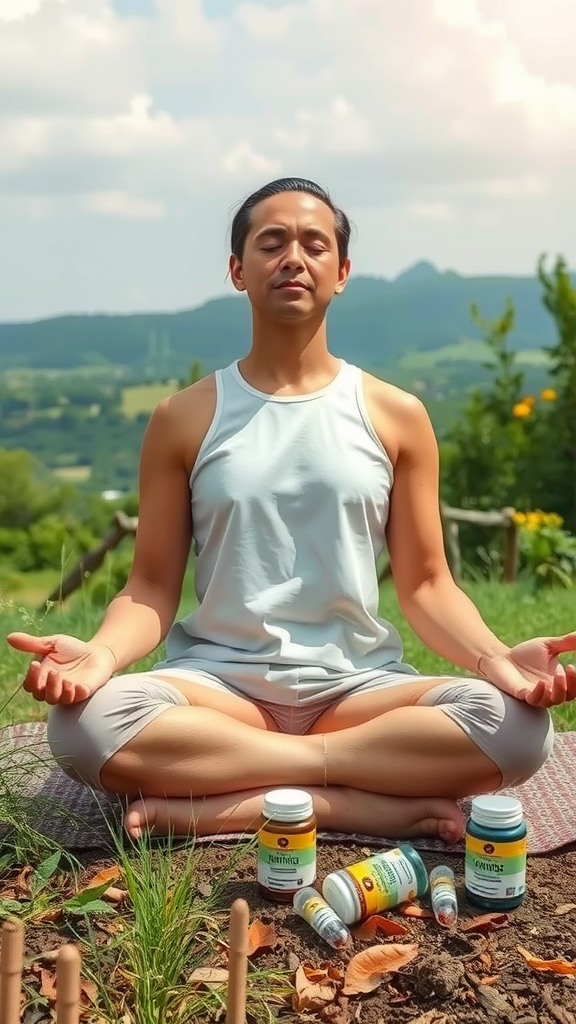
[275,281,309,290]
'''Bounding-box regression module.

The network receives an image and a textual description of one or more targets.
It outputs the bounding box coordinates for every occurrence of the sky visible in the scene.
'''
[1,0,576,321]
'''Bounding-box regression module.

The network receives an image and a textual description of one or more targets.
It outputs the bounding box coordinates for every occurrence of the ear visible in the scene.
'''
[334,257,351,295]
[229,254,246,293]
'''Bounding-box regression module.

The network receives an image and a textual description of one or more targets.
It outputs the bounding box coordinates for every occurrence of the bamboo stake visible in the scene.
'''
[0,917,25,1024]
[225,898,249,1024]
[56,943,81,1024]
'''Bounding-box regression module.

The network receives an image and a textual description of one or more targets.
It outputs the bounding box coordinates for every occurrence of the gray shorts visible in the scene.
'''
[47,666,554,792]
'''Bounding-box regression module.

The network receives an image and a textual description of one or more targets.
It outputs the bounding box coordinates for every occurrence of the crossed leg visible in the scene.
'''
[48,670,552,843]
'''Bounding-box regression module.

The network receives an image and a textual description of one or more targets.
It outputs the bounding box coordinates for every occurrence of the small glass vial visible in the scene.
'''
[257,789,316,903]
[293,887,351,950]
[465,795,527,910]
[429,865,458,928]
[322,844,429,925]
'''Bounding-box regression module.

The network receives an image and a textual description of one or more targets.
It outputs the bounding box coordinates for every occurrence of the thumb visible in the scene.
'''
[6,632,58,655]
[548,631,576,656]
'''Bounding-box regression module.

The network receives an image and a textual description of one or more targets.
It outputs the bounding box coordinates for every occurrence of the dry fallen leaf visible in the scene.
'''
[398,903,433,919]
[343,943,419,996]
[479,975,500,985]
[292,963,342,1012]
[39,966,98,1009]
[517,946,576,976]
[78,865,123,894]
[461,912,510,934]
[555,903,576,916]
[102,886,128,904]
[352,914,409,941]
[246,918,278,956]
[189,967,229,988]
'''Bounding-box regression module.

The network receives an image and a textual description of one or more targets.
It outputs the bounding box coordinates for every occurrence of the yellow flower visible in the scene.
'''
[541,388,557,401]
[526,511,541,530]
[521,395,536,408]
[512,511,527,525]
[513,402,532,418]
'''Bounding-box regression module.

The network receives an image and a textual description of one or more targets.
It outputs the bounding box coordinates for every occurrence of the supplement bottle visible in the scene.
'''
[465,795,527,910]
[293,887,351,950]
[257,789,316,902]
[322,844,429,925]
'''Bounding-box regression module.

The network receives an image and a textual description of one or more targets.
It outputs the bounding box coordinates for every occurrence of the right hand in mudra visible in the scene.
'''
[6,632,116,705]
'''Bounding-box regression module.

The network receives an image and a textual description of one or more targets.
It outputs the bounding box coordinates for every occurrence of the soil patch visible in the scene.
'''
[14,840,576,1023]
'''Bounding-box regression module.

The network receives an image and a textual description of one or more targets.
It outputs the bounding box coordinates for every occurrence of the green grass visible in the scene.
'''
[0,578,574,729]
[121,382,178,418]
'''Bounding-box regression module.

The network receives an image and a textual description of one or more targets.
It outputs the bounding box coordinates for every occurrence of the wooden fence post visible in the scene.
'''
[39,510,138,610]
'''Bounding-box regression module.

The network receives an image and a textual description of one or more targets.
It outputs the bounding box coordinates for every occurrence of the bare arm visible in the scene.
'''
[385,394,509,676]
[88,396,193,671]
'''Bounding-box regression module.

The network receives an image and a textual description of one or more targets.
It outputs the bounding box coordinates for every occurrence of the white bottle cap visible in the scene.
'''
[262,789,314,823]
[322,872,360,925]
[470,795,523,829]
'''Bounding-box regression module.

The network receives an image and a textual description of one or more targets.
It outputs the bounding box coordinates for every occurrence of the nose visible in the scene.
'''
[280,240,305,271]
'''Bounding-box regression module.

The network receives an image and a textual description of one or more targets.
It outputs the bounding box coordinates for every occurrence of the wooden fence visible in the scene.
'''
[41,504,518,609]
[0,900,250,1024]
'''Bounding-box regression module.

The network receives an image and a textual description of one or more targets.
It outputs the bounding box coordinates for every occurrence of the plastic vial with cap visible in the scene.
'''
[429,865,458,928]
[293,887,351,950]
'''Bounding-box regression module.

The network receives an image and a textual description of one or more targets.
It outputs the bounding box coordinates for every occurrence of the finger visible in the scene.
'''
[60,678,80,705]
[44,668,64,706]
[565,664,576,701]
[22,661,45,697]
[551,664,568,705]
[522,680,548,707]
[6,632,57,656]
[548,632,576,656]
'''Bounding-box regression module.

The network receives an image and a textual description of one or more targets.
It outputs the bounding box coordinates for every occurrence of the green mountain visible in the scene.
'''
[0,263,558,375]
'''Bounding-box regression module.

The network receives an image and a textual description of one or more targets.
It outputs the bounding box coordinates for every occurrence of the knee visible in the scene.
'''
[420,679,555,788]
[47,673,188,791]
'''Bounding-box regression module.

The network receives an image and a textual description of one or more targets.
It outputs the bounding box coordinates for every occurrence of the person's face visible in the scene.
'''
[229,191,350,321]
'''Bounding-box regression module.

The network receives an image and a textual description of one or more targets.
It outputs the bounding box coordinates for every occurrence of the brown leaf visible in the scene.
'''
[555,903,576,916]
[517,946,576,976]
[35,908,63,924]
[190,967,229,988]
[102,886,128,904]
[461,912,510,934]
[40,968,58,1000]
[78,865,123,894]
[398,903,433,919]
[479,975,500,985]
[352,914,410,941]
[292,963,341,1012]
[246,919,278,956]
[343,943,419,996]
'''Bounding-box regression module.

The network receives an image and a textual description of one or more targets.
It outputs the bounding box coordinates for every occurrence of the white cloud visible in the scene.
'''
[1,0,576,317]
[85,189,165,219]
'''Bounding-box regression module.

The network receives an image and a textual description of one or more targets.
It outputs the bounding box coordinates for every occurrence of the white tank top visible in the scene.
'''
[162,358,405,681]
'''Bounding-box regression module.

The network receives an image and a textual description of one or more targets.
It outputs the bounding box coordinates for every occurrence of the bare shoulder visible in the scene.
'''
[146,373,218,474]
[360,370,435,465]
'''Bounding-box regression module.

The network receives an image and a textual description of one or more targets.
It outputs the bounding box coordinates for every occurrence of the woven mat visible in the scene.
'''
[1,722,575,855]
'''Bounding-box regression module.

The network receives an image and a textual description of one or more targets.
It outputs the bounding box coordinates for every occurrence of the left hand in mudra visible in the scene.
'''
[482,632,576,707]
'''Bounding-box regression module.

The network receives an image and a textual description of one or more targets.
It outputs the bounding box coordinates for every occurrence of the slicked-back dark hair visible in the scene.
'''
[230,177,351,266]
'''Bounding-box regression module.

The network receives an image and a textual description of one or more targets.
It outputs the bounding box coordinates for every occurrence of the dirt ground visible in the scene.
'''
[18,840,576,1023]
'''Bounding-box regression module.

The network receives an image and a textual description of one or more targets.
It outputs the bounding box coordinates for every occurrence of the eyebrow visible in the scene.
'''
[254,225,333,245]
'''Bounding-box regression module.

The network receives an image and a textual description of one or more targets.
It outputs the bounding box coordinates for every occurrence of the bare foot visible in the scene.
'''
[124,787,465,843]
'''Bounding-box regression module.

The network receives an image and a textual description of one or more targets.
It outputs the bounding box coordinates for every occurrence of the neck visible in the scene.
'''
[242,312,338,386]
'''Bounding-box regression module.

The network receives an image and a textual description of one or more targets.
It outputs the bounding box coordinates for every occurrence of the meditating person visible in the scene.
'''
[7,178,576,844]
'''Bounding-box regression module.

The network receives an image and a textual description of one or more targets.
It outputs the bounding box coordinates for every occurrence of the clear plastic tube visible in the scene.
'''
[293,887,351,949]
[429,865,458,927]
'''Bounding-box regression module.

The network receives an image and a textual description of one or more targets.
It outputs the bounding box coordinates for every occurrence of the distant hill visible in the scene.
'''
[0,263,560,375]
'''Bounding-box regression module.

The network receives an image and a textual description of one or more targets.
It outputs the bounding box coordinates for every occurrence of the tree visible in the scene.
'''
[535,255,576,530]
[441,298,531,512]
[0,448,63,529]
